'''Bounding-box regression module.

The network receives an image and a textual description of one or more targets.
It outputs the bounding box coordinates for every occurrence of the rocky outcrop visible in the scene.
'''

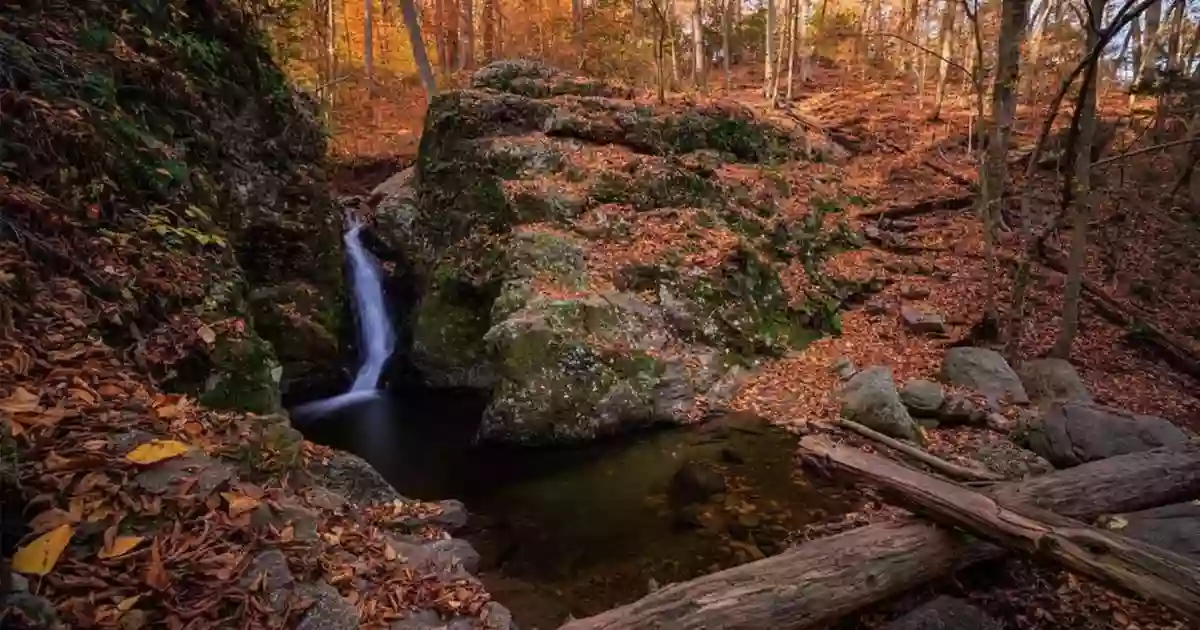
[373,60,864,444]
[1100,502,1200,561]
[840,367,919,440]
[940,347,1030,406]
[1027,402,1190,468]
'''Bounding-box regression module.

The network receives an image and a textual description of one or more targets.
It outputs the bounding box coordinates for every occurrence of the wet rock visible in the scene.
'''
[1100,502,1200,561]
[1028,402,1189,468]
[241,549,295,613]
[899,379,944,416]
[882,596,1002,630]
[248,281,340,382]
[940,347,1029,405]
[295,582,360,630]
[840,367,918,440]
[389,537,482,576]
[134,453,234,497]
[307,452,401,506]
[670,461,728,505]
[393,499,469,533]
[1016,358,1092,405]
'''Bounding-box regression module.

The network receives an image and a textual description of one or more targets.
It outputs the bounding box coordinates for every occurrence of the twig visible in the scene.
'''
[862,32,974,79]
[835,417,1005,482]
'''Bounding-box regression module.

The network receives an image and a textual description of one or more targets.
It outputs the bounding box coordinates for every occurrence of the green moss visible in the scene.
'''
[589,162,726,211]
[199,334,281,414]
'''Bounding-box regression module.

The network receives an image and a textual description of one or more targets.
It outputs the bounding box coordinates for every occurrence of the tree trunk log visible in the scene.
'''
[834,418,1004,482]
[558,443,1200,630]
[801,435,1200,621]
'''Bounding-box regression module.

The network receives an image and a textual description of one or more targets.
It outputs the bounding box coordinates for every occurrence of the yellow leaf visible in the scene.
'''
[99,535,145,559]
[196,325,216,345]
[125,440,190,464]
[0,386,40,414]
[220,492,260,518]
[117,595,141,612]
[1104,515,1129,531]
[12,524,74,576]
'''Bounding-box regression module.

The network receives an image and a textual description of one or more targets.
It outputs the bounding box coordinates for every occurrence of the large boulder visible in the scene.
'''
[1027,402,1190,468]
[377,60,862,445]
[940,347,1030,406]
[1016,358,1092,405]
[1100,502,1200,561]
[840,367,919,440]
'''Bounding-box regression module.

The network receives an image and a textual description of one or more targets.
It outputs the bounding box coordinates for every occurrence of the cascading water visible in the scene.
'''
[292,217,395,419]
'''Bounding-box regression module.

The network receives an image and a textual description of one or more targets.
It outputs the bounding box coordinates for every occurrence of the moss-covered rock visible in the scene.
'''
[248,282,341,380]
[199,334,282,414]
[471,59,634,99]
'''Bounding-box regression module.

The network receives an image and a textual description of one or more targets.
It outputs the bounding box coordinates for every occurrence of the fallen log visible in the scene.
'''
[859,194,975,220]
[558,444,1200,630]
[834,418,1004,482]
[802,435,1200,621]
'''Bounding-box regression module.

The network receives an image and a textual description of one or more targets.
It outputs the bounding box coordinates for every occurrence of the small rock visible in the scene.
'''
[295,582,360,630]
[864,297,891,316]
[251,501,320,542]
[882,595,1003,630]
[898,380,944,415]
[240,549,295,613]
[669,461,727,505]
[0,592,59,629]
[477,602,516,630]
[1016,358,1093,405]
[840,366,919,440]
[831,356,858,380]
[134,454,234,497]
[940,347,1030,406]
[938,393,987,425]
[10,572,29,592]
[899,284,931,300]
[900,305,946,334]
[390,610,444,630]
[398,499,469,532]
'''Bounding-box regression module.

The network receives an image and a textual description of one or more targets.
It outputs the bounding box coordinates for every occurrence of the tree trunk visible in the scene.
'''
[1052,0,1103,359]
[364,0,374,84]
[901,0,919,74]
[573,0,585,68]
[932,0,957,119]
[981,0,1028,332]
[459,0,474,70]
[1131,16,1144,87]
[558,444,1200,630]
[1022,0,1052,99]
[399,0,438,102]
[786,0,798,100]
[1140,0,1161,86]
[325,0,336,120]
[1166,0,1184,73]
[765,0,776,97]
[799,0,811,82]
[482,0,496,61]
[652,0,669,103]
[692,0,705,90]
[722,0,731,89]
[799,436,1200,621]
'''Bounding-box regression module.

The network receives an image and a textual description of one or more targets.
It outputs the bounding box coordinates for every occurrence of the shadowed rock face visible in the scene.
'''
[371,60,868,445]
[1028,401,1190,468]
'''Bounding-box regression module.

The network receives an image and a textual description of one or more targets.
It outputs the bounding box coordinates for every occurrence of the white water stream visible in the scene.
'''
[292,217,395,418]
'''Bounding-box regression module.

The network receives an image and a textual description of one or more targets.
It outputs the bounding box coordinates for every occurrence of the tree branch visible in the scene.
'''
[863,32,974,79]
[1092,137,1200,168]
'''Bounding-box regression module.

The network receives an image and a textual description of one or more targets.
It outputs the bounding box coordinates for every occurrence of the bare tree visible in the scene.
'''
[482,0,496,62]
[1022,0,1052,99]
[1140,0,1162,86]
[786,0,799,100]
[399,0,438,102]
[799,0,811,82]
[765,0,777,98]
[932,0,958,119]
[365,0,374,85]
[692,0,705,90]
[722,0,732,89]
[650,0,671,102]
[459,0,474,70]
[573,0,585,68]
[1053,0,1105,358]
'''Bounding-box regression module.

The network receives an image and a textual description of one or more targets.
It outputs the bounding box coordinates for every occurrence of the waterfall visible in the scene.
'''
[292,217,395,419]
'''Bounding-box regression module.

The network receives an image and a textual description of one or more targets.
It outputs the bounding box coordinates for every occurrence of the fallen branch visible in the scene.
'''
[800,435,1200,621]
[834,418,1004,482]
[558,444,1200,630]
[1038,247,1200,379]
[859,193,975,219]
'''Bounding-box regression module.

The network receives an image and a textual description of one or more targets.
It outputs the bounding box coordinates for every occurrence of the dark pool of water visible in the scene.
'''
[295,387,861,630]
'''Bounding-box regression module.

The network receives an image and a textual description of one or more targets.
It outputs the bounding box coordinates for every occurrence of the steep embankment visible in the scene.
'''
[1,2,505,628]
[370,60,872,445]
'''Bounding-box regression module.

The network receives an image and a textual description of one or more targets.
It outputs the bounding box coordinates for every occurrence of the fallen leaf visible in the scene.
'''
[197,325,216,345]
[99,535,146,559]
[28,508,76,533]
[144,539,170,591]
[0,386,40,413]
[117,595,141,612]
[1104,515,1129,531]
[220,492,260,518]
[125,440,190,464]
[12,524,74,576]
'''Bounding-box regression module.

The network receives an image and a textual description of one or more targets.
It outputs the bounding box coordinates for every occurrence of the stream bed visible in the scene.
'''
[297,388,862,629]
